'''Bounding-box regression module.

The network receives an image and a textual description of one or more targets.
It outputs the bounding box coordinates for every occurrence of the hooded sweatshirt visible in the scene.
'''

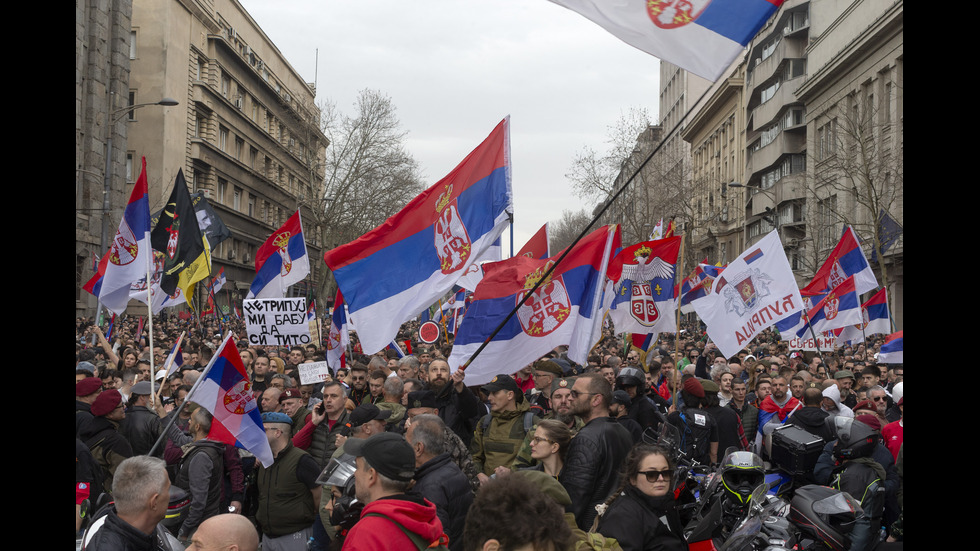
[343,493,445,551]
[821,385,855,419]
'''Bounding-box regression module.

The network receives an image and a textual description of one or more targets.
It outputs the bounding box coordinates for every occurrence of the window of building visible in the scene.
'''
[128,91,137,121]
[219,126,229,152]
[130,30,137,59]
[221,74,230,98]
[234,187,242,211]
[126,153,134,182]
[197,58,205,81]
[817,119,837,161]
[217,179,227,204]
[248,196,255,217]
[250,147,258,169]
[235,137,244,161]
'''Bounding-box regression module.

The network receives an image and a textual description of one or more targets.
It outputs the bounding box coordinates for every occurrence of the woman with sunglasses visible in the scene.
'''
[595,444,685,550]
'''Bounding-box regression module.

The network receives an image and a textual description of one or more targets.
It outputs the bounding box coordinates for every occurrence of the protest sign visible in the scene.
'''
[243,297,312,346]
[297,361,331,384]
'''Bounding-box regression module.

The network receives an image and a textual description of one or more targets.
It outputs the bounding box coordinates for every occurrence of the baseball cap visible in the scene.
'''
[406,390,438,409]
[347,403,392,429]
[345,432,416,482]
[482,374,521,395]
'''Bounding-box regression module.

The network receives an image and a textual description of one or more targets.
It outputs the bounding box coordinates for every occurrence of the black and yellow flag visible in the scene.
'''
[151,169,211,305]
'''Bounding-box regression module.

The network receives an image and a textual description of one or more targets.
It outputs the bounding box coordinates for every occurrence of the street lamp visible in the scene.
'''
[101,97,179,257]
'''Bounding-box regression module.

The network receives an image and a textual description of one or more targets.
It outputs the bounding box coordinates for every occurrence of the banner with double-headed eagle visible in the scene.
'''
[607,236,681,338]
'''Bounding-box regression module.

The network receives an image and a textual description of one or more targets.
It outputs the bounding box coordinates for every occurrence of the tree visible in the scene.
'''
[310,90,426,303]
[549,208,593,254]
[809,93,903,303]
[566,108,693,246]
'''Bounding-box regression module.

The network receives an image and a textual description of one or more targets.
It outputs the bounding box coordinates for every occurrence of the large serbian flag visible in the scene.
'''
[84,156,152,315]
[449,225,620,385]
[796,276,862,337]
[549,0,785,81]
[802,226,878,297]
[607,236,681,337]
[324,118,513,353]
[877,330,903,364]
[192,334,273,466]
[836,288,890,344]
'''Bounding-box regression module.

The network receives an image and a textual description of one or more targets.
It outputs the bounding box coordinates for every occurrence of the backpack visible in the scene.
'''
[362,512,450,551]
[480,411,537,438]
[677,410,712,465]
[832,459,885,519]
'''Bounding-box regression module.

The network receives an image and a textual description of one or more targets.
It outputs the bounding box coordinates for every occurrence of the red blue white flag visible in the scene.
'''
[607,237,681,337]
[679,261,725,314]
[84,157,152,315]
[549,0,785,81]
[247,210,309,299]
[517,223,551,259]
[326,289,348,372]
[324,118,513,353]
[449,225,620,385]
[802,226,878,297]
[877,330,903,364]
[192,334,273,465]
[692,231,803,358]
[837,288,891,344]
[796,276,862,337]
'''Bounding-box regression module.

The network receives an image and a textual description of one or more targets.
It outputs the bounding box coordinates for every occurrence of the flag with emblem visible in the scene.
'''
[836,288,890,344]
[324,118,513,353]
[189,333,273,466]
[549,0,785,81]
[607,237,681,337]
[796,276,862,338]
[247,210,309,299]
[449,225,620,386]
[802,226,878,297]
[84,156,152,315]
[150,169,211,302]
[692,231,804,358]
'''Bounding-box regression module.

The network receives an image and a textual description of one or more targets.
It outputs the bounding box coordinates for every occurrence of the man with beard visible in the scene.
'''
[756,376,801,448]
[527,359,563,415]
[426,360,479,447]
[560,373,632,530]
[348,364,372,406]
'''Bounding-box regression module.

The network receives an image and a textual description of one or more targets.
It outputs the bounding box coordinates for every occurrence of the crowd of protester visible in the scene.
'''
[76,313,903,550]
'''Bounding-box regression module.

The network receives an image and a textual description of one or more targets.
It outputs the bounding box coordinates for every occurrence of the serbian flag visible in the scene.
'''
[326,289,348,372]
[517,223,551,259]
[797,276,862,337]
[631,333,654,351]
[449,225,620,385]
[607,237,681,337]
[212,267,227,294]
[837,288,890,343]
[247,210,309,299]
[549,0,784,81]
[877,330,903,364]
[84,156,152,315]
[802,226,878,297]
[693,231,803,359]
[307,299,317,322]
[192,334,273,466]
[163,339,184,379]
[324,118,513,353]
[679,262,725,314]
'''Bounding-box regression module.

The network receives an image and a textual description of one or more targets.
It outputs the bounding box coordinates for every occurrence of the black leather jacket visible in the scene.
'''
[559,416,633,529]
[120,405,164,457]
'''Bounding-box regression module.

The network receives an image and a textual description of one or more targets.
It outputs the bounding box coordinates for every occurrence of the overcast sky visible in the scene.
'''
[239,0,661,249]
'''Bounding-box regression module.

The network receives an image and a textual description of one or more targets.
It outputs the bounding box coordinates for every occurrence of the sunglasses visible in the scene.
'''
[531,436,555,446]
[569,389,595,399]
[872,396,886,402]
[638,469,672,482]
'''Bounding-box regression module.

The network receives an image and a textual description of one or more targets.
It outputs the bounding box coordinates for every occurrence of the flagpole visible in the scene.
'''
[154,331,186,404]
[460,85,715,371]
[148,330,233,457]
[672,232,686,409]
[145,233,156,406]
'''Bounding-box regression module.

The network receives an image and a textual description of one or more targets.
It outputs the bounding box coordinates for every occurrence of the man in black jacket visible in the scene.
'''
[171,408,225,544]
[560,373,632,530]
[120,381,163,457]
[406,413,473,551]
[426,360,479,447]
[80,456,171,551]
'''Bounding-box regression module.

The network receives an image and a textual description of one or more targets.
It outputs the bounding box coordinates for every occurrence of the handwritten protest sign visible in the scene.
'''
[243,297,312,346]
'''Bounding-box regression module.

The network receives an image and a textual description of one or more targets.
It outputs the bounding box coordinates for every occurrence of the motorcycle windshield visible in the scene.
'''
[812,491,863,516]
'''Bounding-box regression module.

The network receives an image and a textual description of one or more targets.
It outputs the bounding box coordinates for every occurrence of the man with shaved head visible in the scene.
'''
[185,513,259,551]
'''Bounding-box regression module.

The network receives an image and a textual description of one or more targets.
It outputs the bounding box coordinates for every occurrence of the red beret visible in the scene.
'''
[91,389,123,417]
[76,377,103,397]
[683,377,706,398]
